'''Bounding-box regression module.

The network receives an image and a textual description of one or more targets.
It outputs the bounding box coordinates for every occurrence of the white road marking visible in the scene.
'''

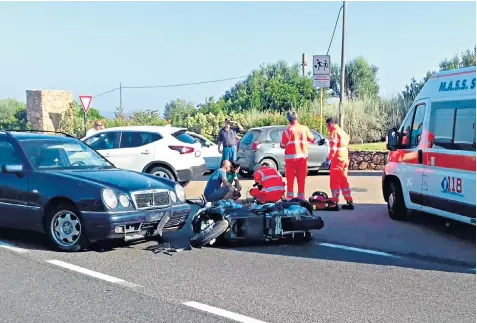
[183,301,269,323]
[318,242,401,258]
[0,240,29,253]
[46,260,142,288]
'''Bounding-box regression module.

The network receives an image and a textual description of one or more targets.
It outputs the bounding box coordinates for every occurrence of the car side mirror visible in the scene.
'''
[2,164,24,175]
[385,128,402,151]
[205,142,212,147]
[318,138,326,146]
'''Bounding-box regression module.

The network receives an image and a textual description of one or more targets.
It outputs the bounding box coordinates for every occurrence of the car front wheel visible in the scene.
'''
[47,204,88,252]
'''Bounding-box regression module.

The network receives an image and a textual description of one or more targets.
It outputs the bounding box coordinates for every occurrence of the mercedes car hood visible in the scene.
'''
[49,168,175,192]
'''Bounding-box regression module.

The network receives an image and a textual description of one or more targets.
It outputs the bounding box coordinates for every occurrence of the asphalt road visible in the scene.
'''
[0,173,475,323]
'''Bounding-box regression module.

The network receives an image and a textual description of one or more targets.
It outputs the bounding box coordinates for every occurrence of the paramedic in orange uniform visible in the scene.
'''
[280,111,316,200]
[325,117,354,210]
[249,162,285,203]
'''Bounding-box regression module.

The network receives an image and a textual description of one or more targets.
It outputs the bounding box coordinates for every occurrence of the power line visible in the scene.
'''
[92,75,248,98]
[326,4,344,55]
[93,87,120,99]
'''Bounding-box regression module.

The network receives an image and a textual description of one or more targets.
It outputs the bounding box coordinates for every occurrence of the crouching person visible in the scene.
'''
[227,161,242,200]
[249,162,285,203]
[204,160,235,202]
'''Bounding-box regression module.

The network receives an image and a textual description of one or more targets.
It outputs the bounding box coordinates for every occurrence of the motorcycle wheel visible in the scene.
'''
[190,220,229,248]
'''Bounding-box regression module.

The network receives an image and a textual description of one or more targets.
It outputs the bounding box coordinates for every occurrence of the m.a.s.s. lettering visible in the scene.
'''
[438,77,476,92]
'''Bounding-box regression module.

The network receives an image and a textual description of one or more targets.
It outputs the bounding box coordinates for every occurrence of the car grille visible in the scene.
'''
[165,215,187,228]
[132,189,170,210]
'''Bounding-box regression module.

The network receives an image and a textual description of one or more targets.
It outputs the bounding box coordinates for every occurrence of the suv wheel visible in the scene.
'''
[149,166,175,181]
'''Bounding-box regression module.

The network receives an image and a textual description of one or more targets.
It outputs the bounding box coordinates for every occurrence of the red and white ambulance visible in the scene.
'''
[383,66,476,225]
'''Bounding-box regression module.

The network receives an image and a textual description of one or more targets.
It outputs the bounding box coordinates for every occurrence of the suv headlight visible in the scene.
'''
[102,188,118,209]
[174,183,185,202]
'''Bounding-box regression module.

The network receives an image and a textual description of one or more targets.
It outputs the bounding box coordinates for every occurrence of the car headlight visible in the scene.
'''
[169,190,178,203]
[102,188,118,209]
[174,183,185,202]
[118,194,130,208]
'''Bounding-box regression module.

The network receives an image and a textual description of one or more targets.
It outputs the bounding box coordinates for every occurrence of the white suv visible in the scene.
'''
[82,126,207,186]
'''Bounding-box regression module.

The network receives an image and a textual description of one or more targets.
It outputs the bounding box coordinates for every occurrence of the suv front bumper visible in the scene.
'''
[81,203,192,243]
[177,163,207,183]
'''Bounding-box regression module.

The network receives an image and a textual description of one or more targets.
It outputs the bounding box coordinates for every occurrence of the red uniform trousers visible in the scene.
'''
[249,188,284,203]
[329,158,353,203]
[284,158,308,200]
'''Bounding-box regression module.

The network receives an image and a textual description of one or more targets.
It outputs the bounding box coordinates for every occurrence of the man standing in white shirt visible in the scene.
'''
[85,120,105,137]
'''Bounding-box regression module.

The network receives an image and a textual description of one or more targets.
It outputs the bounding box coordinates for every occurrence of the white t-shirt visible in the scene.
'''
[85,128,98,138]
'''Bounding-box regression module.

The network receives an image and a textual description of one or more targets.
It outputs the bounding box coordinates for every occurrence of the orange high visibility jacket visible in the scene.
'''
[328,124,350,162]
[254,167,285,193]
[280,123,316,161]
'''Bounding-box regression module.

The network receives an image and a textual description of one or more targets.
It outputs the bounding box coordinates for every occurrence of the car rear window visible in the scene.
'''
[172,130,197,144]
[240,130,261,145]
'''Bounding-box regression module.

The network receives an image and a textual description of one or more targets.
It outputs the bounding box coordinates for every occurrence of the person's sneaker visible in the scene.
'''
[326,202,340,211]
[341,201,354,210]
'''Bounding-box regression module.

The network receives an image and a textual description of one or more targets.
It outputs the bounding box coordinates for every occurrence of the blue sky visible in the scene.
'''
[0,1,475,117]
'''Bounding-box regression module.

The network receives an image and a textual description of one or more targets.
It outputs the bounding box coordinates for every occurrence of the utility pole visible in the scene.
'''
[301,53,307,77]
[119,82,123,111]
[338,1,347,128]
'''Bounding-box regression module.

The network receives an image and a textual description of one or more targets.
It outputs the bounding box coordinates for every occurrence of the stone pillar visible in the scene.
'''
[26,90,73,131]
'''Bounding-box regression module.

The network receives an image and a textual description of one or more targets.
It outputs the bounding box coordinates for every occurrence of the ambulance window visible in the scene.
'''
[409,104,425,148]
[430,108,454,146]
[399,107,414,136]
[454,107,476,151]
[430,99,476,151]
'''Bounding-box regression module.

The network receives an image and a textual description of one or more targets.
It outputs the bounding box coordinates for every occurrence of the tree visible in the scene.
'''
[57,102,87,138]
[129,109,167,126]
[0,99,29,130]
[330,56,380,100]
[222,61,317,112]
[163,99,196,120]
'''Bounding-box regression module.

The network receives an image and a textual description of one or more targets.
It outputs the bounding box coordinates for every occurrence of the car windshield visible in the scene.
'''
[17,138,113,170]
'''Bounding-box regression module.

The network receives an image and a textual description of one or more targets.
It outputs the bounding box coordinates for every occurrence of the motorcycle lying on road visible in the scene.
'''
[187,192,325,248]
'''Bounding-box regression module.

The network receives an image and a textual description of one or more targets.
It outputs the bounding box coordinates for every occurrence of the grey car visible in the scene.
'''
[236,125,330,176]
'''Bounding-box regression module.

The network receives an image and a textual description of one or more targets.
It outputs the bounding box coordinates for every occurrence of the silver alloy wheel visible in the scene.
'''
[153,170,171,179]
[50,210,81,248]
[388,192,395,210]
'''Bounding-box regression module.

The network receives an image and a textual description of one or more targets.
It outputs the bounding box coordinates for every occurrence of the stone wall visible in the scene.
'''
[348,150,388,170]
[26,90,73,131]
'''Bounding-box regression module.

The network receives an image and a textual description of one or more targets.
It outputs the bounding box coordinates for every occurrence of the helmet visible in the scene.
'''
[309,191,329,210]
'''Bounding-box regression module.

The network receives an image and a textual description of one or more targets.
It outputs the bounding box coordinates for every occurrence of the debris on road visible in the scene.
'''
[144,242,192,255]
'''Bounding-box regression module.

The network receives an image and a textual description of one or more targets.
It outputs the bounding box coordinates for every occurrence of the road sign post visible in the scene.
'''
[312,55,330,133]
[79,95,93,137]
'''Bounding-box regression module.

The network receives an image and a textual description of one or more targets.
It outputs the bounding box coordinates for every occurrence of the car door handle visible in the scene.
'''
[141,150,150,155]
[271,144,277,148]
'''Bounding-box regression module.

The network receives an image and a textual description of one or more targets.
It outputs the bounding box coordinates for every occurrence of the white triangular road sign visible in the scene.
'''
[79,95,93,114]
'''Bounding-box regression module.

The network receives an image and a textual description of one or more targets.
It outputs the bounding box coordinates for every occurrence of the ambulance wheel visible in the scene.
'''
[387,181,408,221]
